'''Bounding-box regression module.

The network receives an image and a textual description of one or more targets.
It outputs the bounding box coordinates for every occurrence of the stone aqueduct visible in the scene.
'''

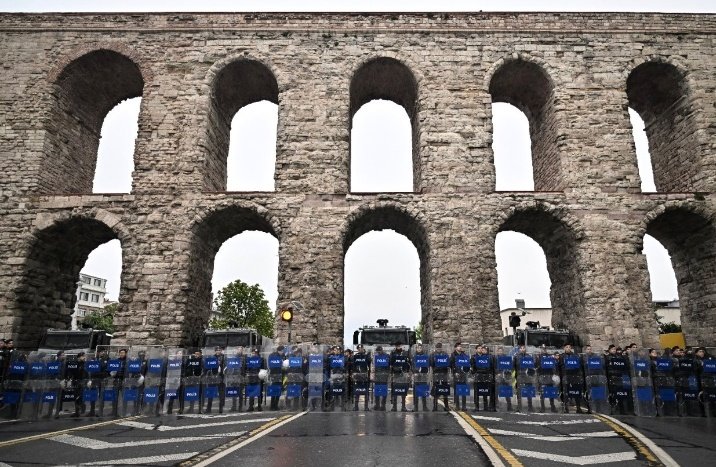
[0,12,714,349]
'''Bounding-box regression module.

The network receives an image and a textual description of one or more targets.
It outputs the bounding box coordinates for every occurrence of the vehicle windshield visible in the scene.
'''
[41,333,90,350]
[526,332,571,349]
[361,330,409,345]
[204,333,251,348]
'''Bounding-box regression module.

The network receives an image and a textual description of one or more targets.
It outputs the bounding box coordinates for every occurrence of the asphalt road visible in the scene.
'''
[0,406,712,466]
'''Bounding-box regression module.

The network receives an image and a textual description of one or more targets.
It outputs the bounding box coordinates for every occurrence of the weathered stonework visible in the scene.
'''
[0,12,714,349]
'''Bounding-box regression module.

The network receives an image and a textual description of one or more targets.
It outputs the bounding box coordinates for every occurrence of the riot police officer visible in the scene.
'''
[537,345,559,413]
[246,347,265,412]
[183,349,203,414]
[412,343,430,412]
[451,343,470,411]
[673,346,702,416]
[64,352,86,418]
[205,346,225,413]
[431,343,450,411]
[605,344,633,415]
[390,343,410,412]
[471,344,495,412]
[514,345,536,412]
[561,343,588,413]
[352,344,371,411]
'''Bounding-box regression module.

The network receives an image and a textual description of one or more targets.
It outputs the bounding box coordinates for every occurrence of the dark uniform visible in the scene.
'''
[204,347,225,413]
[431,344,450,411]
[412,344,430,412]
[245,348,265,412]
[560,344,589,413]
[390,344,410,412]
[674,349,701,416]
[352,345,371,411]
[62,352,86,418]
[605,347,633,415]
[451,344,470,411]
[514,346,536,412]
[183,350,203,414]
[471,345,495,412]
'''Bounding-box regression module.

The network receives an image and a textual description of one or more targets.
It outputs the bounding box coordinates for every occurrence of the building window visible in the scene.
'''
[91,294,99,303]
[80,292,89,301]
[82,276,91,284]
[94,279,102,286]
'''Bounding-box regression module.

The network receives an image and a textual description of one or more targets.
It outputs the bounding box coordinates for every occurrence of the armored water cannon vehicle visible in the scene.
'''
[37,328,112,356]
[503,321,582,353]
[352,319,417,353]
[202,328,272,350]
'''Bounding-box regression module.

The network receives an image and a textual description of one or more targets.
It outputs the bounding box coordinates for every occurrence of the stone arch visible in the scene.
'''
[495,202,584,335]
[349,56,421,192]
[640,203,716,346]
[202,57,280,191]
[40,48,145,195]
[341,202,432,339]
[626,57,698,192]
[186,202,281,345]
[487,55,562,191]
[13,211,128,347]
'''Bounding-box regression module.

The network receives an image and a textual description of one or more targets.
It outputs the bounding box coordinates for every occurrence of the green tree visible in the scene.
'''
[210,280,274,337]
[81,303,116,333]
[414,321,423,342]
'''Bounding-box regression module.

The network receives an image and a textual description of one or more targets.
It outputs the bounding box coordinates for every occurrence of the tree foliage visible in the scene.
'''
[81,303,116,333]
[414,321,423,342]
[210,280,274,337]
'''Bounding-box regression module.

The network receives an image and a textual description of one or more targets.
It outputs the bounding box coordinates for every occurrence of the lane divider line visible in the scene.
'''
[0,415,141,449]
[453,411,520,467]
[181,411,306,467]
[593,414,677,467]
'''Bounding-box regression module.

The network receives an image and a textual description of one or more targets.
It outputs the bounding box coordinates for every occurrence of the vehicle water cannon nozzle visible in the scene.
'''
[376,319,389,328]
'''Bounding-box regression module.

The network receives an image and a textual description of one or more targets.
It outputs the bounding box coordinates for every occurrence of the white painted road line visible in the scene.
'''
[597,414,679,467]
[511,449,637,465]
[174,412,268,419]
[488,428,617,442]
[451,412,506,467]
[49,432,246,449]
[471,415,503,421]
[515,419,602,426]
[117,417,275,431]
[191,412,307,467]
[60,452,199,466]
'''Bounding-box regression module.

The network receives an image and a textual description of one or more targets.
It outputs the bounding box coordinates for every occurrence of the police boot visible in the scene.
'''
[401,398,407,412]
[461,397,467,411]
[422,398,428,411]
[540,399,546,413]
[550,400,557,413]
[433,401,439,412]
[527,400,534,412]
[364,399,370,411]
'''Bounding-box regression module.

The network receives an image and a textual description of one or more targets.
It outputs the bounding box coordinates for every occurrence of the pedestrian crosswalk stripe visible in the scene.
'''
[49,432,246,449]
[488,428,617,442]
[64,452,198,465]
[117,417,275,431]
[511,449,637,465]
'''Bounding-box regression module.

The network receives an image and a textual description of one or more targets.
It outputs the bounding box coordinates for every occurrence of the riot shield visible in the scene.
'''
[306,345,326,411]
[675,354,702,417]
[389,346,410,412]
[141,347,166,416]
[83,350,106,417]
[2,350,29,419]
[701,357,716,418]
[412,345,431,412]
[630,349,656,417]
[244,346,264,411]
[327,348,347,411]
[452,345,472,411]
[561,351,588,414]
[494,346,514,412]
[584,352,609,414]
[39,352,63,419]
[372,347,391,411]
[536,352,561,413]
[202,346,225,414]
[285,345,307,411]
[431,344,451,411]
[653,354,678,417]
[20,352,46,420]
[265,345,285,411]
[162,348,185,415]
[100,346,126,417]
[57,353,84,418]
[470,344,496,412]
[514,348,537,412]
[182,349,204,414]
[606,352,633,416]
[121,347,147,416]
[223,347,245,412]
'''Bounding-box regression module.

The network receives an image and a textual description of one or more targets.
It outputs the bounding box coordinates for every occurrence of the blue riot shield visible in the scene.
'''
[307,346,326,411]
[223,348,245,412]
[431,345,451,410]
[2,351,29,419]
[373,350,390,410]
[701,357,716,418]
[494,347,514,412]
[675,355,702,417]
[412,350,431,411]
[630,350,656,417]
[653,355,678,416]
[584,353,609,414]
[162,349,184,415]
[285,346,306,411]
[265,346,285,411]
[201,347,225,414]
[140,347,165,416]
[328,352,347,411]
[561,352,587,413]
[452,350,472,410]
[471,346,496,412]
[244,349,264,411]
[515,350,537,412]
[537,353,561,413]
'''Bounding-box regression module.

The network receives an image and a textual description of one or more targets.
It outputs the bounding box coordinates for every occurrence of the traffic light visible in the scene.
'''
[280,309,293,323]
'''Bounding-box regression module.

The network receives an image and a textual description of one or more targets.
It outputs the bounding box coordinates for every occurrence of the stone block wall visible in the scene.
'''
[0,12,714,349]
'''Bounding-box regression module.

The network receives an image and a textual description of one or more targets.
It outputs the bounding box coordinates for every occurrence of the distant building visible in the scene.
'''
[72,273,110,329]
[500,298,681,336]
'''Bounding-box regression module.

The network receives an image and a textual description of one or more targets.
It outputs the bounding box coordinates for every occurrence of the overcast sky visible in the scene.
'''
[4,0,707,345]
